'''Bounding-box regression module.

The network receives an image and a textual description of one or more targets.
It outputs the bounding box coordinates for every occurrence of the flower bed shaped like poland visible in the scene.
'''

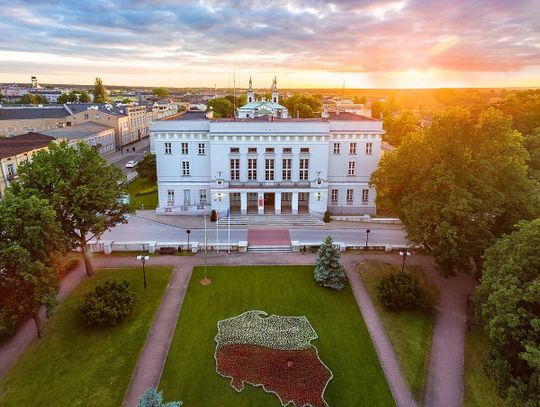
[214,310,333,407]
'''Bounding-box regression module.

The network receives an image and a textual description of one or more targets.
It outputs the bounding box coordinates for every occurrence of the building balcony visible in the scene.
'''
[228,180,310,189]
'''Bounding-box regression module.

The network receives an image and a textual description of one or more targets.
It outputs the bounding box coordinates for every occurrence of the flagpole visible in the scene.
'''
[227,208,231,253]
[216,211,220,254]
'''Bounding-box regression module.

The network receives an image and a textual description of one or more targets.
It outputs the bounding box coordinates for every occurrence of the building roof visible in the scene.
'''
[173,111,208,120]
[326,112,379,121]
[238,101,287,111]
[0,132,55,159]
[63,103,129,117]
[0,106,69,120]
[39,122,115,140]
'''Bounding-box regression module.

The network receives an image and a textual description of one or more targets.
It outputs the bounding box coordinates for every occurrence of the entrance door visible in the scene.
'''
[264,193,275,214]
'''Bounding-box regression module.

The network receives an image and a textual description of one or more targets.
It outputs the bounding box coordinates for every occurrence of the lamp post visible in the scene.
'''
[365,229,371,251]
[399,250,411,273]
[136,255,149,289]
[186,229,191,251]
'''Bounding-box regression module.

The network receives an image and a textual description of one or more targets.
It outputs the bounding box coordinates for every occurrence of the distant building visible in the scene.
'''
[0,133,55,197]
[237,77,288,119]
[0,106,70,137]
[39,121,116,156]
[323,103,372,118]
[29,89,64,103]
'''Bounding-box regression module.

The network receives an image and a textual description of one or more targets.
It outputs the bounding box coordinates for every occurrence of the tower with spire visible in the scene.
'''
[271,76,278,104]
[247,76,254,103]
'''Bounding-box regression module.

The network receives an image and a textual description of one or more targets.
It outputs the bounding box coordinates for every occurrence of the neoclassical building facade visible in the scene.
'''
[151,85,383,217]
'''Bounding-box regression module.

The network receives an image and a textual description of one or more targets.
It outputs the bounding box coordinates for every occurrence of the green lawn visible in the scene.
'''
[358,260,438,403]
[0,267,172,407]
[159,265,395,406]
[463,328,506,407]
[128,177,158,210]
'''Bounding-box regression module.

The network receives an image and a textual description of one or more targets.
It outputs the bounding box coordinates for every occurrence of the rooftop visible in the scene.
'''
[0,132,55,159]
[38,122,115,140]
[0,106,69,120]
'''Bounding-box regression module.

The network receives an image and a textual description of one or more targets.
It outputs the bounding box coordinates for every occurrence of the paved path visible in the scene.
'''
[343,255,417,407]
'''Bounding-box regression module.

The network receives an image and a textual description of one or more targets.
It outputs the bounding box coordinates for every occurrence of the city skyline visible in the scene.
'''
[1,0,539,88]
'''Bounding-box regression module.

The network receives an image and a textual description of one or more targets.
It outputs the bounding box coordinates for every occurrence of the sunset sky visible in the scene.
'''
[0,0,539,88]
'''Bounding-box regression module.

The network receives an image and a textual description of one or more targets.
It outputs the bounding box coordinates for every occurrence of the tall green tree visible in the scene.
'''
[93,77,107,103]
[313,236,347,290]
[475,219,540,406]
[12,141,133,277]
[525,127,540,182]
[0,243,59,338]
[0,191,66,265]
[152,87,169,97]
[135,154,157,182]
[383,110,420,146]
[371,107,540,274]
[207,97,234,118]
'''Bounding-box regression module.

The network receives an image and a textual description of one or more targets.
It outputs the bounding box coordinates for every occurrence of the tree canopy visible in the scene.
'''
[475,219,540,406]
[383,110,420,146]
[19,94,48,105]
[152,87,169,97]
[12,141,133,276]
[93,77,107,103]
[371,107,540,274]
[57,91,79,104]
[282,94,322,118]
[207,97,234,118]
[135,153,157,182]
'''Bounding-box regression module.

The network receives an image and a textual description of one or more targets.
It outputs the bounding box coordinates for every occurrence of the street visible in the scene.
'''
[106,138,151,176]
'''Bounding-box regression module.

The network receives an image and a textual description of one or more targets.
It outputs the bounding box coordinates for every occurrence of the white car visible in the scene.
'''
[125,160,138,168]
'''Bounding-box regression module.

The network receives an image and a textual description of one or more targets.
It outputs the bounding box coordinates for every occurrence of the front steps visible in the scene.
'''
[217,214,324,227]
[247,245,293,253]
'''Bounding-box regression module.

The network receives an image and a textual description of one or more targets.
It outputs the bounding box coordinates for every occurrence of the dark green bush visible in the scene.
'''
[376,272,427,311]
[0,309,20,339]
[79,280,136,327]
[323,210,331,223]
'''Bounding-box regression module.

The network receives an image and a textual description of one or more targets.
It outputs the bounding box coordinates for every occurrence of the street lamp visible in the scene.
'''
[399,250,412,273]
[365,229,371,251]
[136,255,149,289]
[186,229,191,251]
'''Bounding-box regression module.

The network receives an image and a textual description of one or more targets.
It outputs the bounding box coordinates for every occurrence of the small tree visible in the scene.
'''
[376,272,427,311]
[314,236,347,290]
[0,243,59,338]
[13,141,133,276]
[135,154,157,182]
[79,90,91,103]
[93,77,107,103]
[152,88,169,97]
[138,387,182,407]
[79,280,136,326]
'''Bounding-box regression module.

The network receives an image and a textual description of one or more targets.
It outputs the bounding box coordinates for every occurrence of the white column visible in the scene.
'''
[240,192,247,215]
[292,192,299,215]
[275,192,282,215]
[258,192,264,215]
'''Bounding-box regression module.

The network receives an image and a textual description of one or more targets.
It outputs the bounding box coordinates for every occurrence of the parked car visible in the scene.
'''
[125,160,138,168]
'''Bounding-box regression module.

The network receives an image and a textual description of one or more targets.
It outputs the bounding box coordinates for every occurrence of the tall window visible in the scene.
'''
[6,163,15,176]
[167,189,174,205]
[365,142,373,155]
[248,158,257,180]
[348,161,356,176]
[331,189,338,203]
[299,158,309,180]
[265,159,275,181]
[282,158,292,180]
[362,189,369,204]
[181,142,188,154]
[183,190,190,205]
[198,143,206,155]
[164,142,172,155]
[199,189,207,205]
[182,161,190,176]
[346,189,353,204]
[230,158,240,180]
[349,142,357,155]
[333,143,340,154]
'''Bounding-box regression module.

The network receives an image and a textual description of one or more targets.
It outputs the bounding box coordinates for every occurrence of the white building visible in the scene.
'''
[150,87,383,218]
[237,77,288,119]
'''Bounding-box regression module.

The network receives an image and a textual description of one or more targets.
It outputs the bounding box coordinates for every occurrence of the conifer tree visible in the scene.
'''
[137,388,182,407]
[93,77,107,103]
[314,236,347,290]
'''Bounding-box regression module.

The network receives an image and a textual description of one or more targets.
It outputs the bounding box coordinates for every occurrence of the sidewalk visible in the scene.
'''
[106,138,150,165]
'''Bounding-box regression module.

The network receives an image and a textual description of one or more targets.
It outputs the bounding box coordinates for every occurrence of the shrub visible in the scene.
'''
[323,211,331,223]
[376,272,427,311]
[79,280,136,326]
[138,387,182,407]
[0,309,20,339]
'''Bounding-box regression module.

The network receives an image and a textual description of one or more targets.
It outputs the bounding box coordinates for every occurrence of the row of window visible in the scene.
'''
[166,189,207,206]
[333,142,372,155]
[330,188,369,205]
[233,158,309,181]
[165,142,206,156]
